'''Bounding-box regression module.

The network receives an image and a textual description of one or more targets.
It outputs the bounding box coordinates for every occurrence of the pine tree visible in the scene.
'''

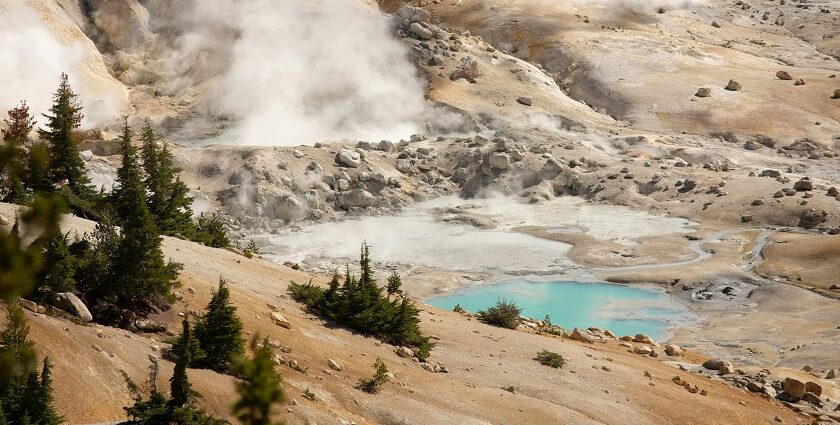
[232,337,285,425]
[172,317,206,368]
[109,119,179,307]
[38,74,93,200]
[140,125,195,237]
[1,101,35,204]
[34,358,63,425]
[194,279,244,373]
[38,231,76,294]
[0,303,36,378]
[386,271,402,296]
[74,210,119,296]
[111,120,141,222]
[169,319,193,407]
[194,213,230,248]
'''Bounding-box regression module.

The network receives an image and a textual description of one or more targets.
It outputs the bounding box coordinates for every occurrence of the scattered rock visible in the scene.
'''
[783,377,806,398]
[489,153,511,170]
[336,149,362,168]
[776,70,793,80]
[833,89,840,99]
[516,96,533,106]
[395,346,415,358]
[568,328,594,344]
[664,344,683,356]
[793,177,813,191]
[270,312,292,329]
[633,334,659,347]
[793,79,806,86]
[695,87,712,97]
[49,292,93,322]
[409,22,433,40]
[328,359,343,371]
[396,159,412,174]
[799,209,827,228]
[725,80,742,91]
[450,56,480,83]
[805,381,822,396]
[634,345,653,355]
[337,189,375,209]
[743,140,761,150]
[702,358,733,372]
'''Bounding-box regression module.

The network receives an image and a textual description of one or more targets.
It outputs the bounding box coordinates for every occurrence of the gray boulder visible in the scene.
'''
[336,149,361,168]
[489,153,511,170]
[338,189,375,209]
[50,292,93,322]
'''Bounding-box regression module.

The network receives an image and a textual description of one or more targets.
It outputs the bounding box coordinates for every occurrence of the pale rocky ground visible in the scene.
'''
[2,0,840,423]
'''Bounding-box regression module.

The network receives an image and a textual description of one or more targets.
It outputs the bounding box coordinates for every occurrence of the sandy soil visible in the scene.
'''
[757,232,840,298]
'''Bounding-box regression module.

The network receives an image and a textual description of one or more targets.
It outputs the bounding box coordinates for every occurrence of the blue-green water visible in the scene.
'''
[426,280,692,341]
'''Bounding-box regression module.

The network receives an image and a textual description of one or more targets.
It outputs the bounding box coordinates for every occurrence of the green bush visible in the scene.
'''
[535,350,565,368]
[477,298,521,329]
[287,245,433,357]
[356,358,389,394]
[193,213,230,248]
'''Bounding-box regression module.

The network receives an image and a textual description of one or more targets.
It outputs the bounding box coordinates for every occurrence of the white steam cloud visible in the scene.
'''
[154,0,427,146]
[0,3,126,129]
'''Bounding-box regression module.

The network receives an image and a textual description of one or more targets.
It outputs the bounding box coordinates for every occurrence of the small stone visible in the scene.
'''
[793,79,806,86]
[516,97,533,106]
[270,312,292,329]
[328,358,343,371]
[695,87,712,97]
[776,70,793,80]
[725,80,742,91]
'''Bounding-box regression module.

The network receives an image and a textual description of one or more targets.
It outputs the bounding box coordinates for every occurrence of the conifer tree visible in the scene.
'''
[169,319,193,407]
[386,271,402,296]
[38,231,76,294]
[74,210,119,296]
[140,124,195,236]
[0,303,36,379]
[232,337,285,425]
[194,279,244,373]
[34,358,63,425]
[1,101,35,204]
[109,119,179,307]
[38,74,93,199]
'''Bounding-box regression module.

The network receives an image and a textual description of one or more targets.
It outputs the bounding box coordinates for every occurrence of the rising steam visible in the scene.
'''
[0,3,126,129]
[150,0,428,146]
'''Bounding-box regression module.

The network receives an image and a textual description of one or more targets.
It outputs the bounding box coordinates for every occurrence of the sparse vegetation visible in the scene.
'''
[0,303,64,425]
[452,304,466,314]
[356,358,389,394]
[194,213,230,248]
[535,350,565,369]
[193,279,245,373]
[301,388,316,401]
[122,358,225,424]
[232,336,285,425]
[385,270,402,296]
[288,244,433,359]
[476,298,522,329]
[242,240,259,259]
